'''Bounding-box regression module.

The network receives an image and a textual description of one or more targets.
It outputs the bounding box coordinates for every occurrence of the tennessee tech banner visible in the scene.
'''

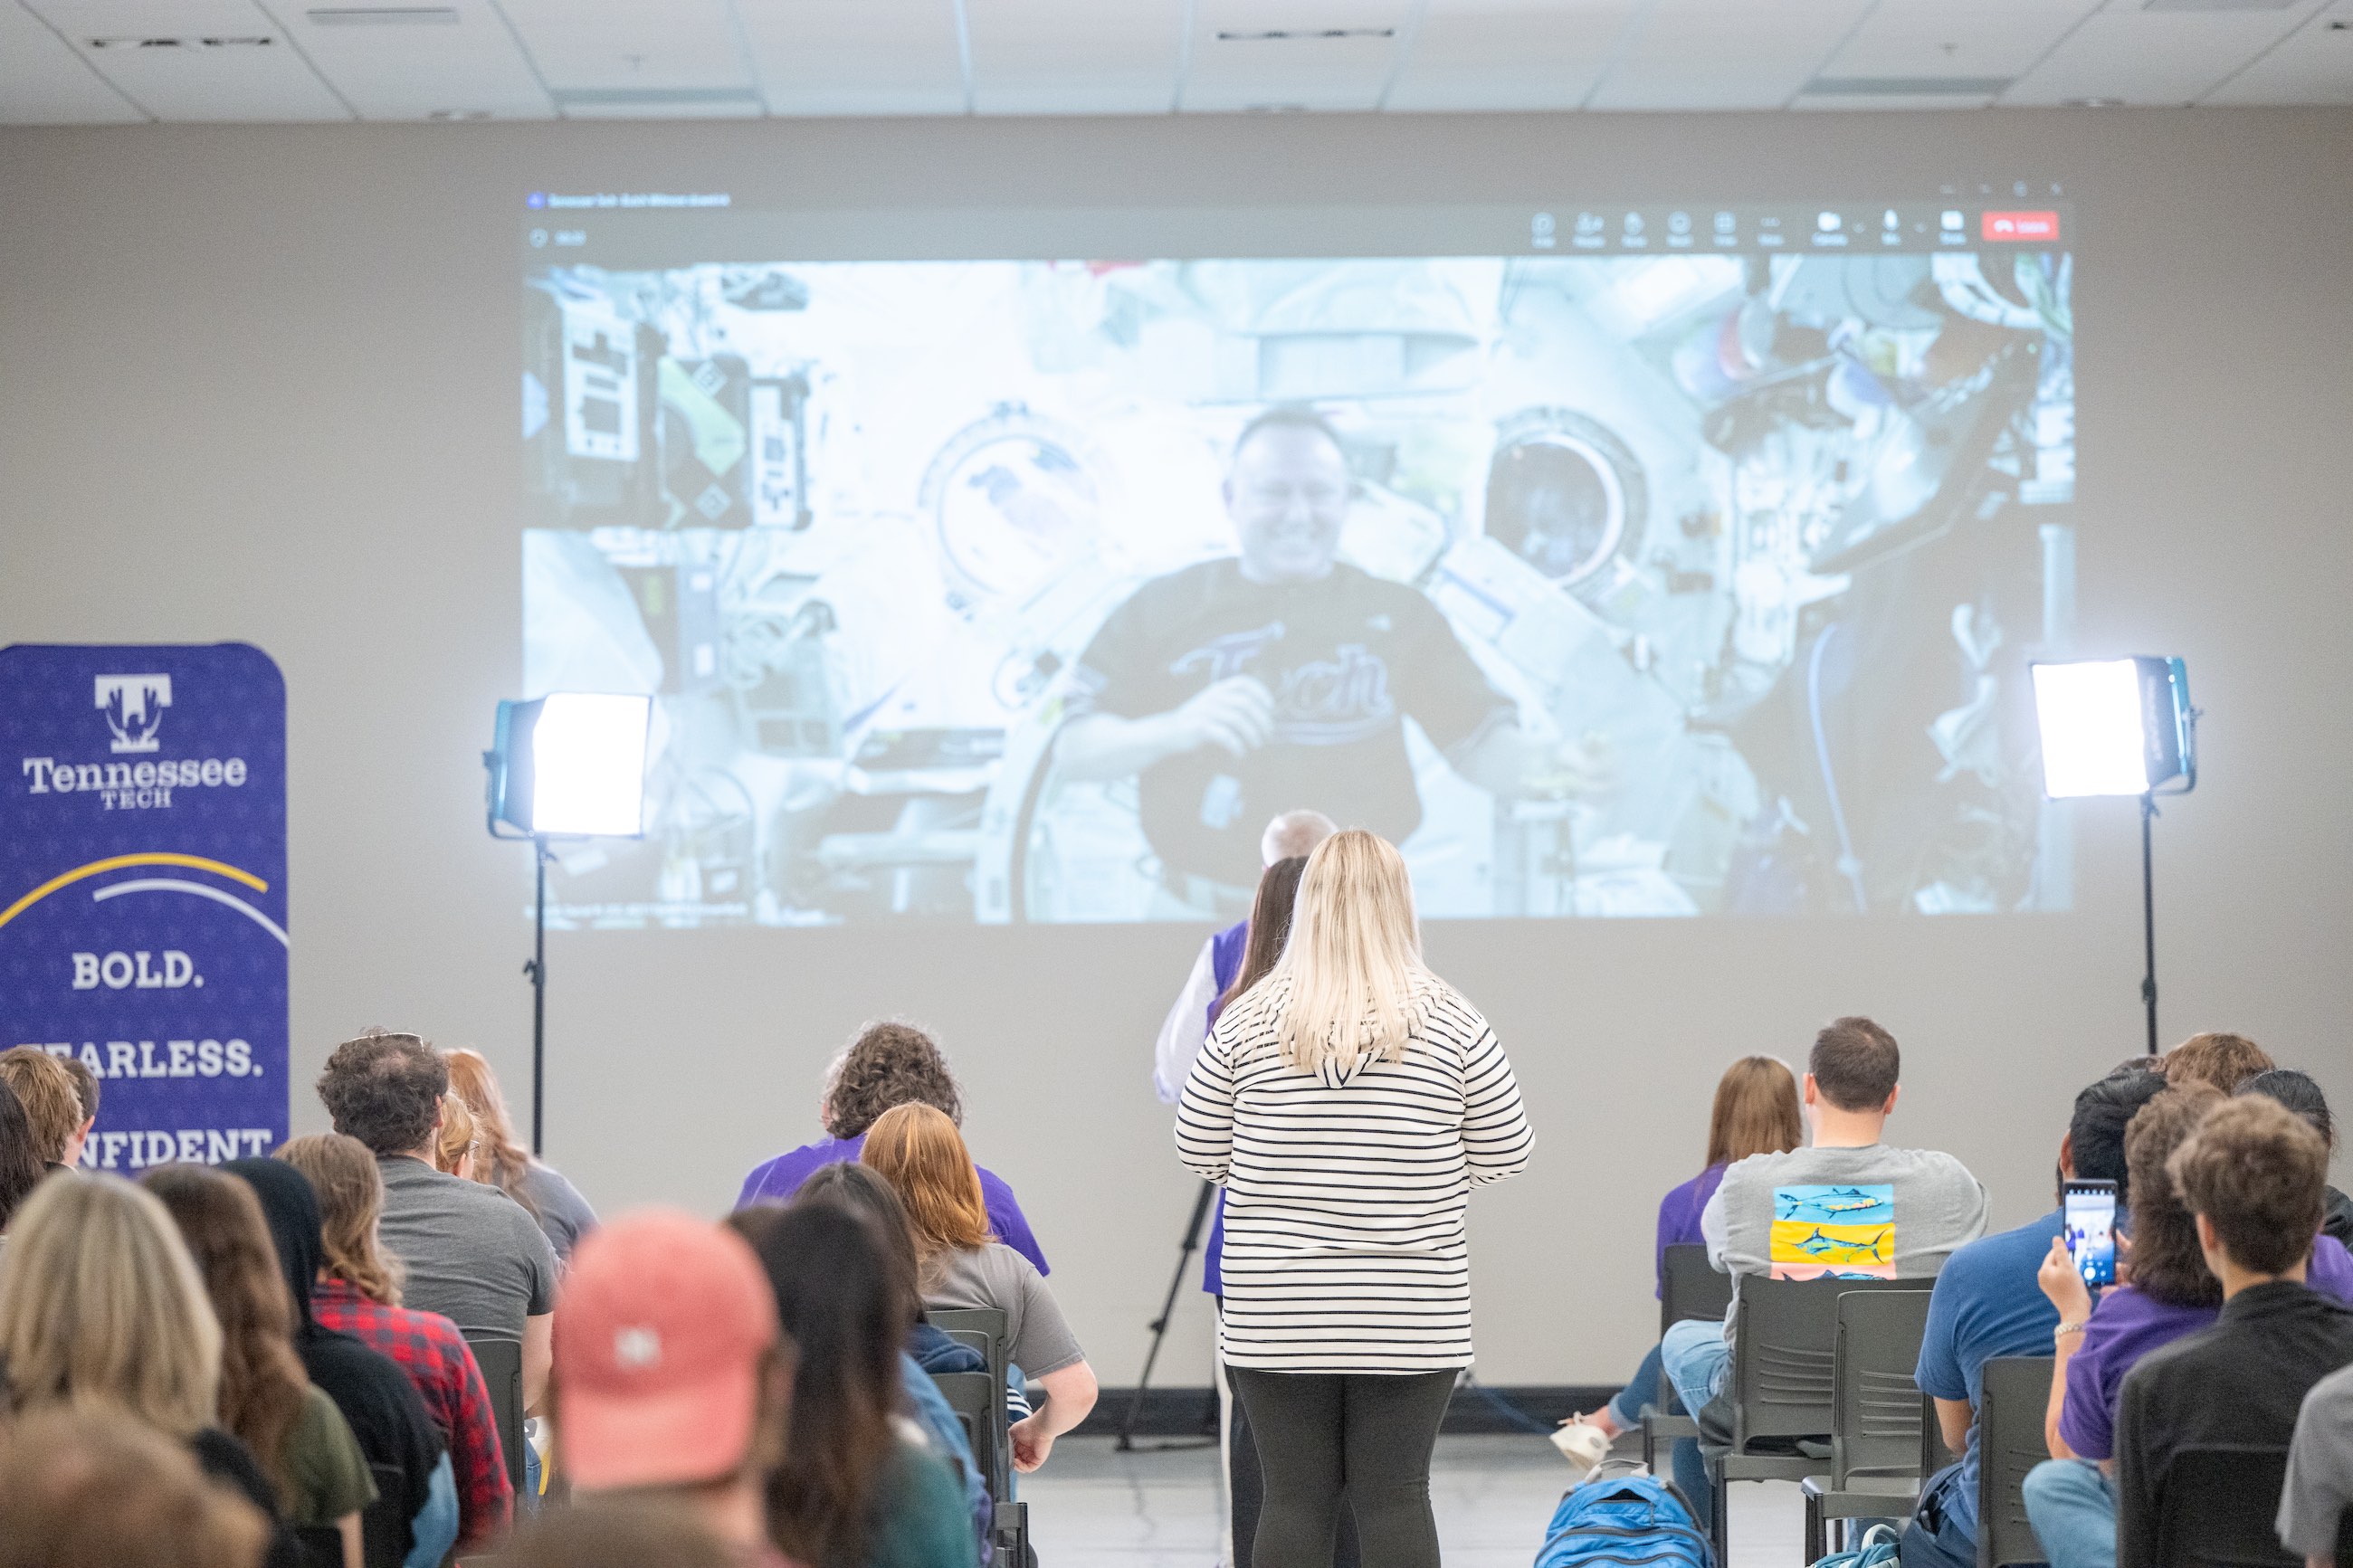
[0,644,288,1169]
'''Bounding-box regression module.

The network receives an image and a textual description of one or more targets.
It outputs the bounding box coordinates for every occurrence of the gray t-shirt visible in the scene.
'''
[924,1241,1085,1378]
[377,1155,558,1342]
[1700,1143,1987,1324]
[2280,1360,2353,1555]
[518,1161,598,1265]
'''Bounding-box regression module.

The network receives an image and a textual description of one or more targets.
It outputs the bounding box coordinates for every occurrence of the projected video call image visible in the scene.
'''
[521,240,2076,926]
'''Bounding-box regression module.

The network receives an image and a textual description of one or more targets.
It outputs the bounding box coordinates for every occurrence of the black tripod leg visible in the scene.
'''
[1116,1180,1216,1450]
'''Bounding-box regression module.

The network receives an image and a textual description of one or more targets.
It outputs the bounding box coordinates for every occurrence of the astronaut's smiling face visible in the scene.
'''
[1226,423,1352,586]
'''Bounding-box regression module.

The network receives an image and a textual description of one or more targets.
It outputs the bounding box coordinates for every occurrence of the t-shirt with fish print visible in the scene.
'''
[1698,1143,1987,1336]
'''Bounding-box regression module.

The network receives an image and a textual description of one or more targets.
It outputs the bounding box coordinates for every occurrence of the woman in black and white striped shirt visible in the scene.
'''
[1176,828,1532,1568]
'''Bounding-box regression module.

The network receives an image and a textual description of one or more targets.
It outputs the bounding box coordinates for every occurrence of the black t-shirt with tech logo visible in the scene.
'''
[1068,558,1516,887]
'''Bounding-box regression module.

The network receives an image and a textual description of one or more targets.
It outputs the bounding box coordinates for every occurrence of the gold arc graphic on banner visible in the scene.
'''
[0,853,271,935]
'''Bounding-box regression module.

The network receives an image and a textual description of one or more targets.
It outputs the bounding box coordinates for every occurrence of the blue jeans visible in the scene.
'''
[2021,1459,2114,1568]
[1607,1342,1668,1429]
[1899,1459,1987,1568]
[1659,1317,1731,1420]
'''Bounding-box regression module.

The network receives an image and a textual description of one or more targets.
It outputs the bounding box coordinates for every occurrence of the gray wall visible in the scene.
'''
[4,108,2350,1384]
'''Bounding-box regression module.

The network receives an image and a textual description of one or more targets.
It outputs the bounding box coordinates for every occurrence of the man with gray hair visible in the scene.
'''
[1152,809,1336,1103]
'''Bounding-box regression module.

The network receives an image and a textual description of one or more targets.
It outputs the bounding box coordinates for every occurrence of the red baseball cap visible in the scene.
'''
[555,1209,779,1491]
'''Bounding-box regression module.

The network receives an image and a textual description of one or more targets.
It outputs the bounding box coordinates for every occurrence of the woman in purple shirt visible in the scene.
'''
[1563,1055,1801,1442]
[736,1022,1050,1275]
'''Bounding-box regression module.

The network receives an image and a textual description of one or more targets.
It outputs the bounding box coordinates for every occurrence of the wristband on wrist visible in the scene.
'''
[2054,1319,2088,1341]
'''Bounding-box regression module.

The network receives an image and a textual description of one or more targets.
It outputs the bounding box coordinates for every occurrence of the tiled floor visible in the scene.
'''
[1024,1435,1808,1567]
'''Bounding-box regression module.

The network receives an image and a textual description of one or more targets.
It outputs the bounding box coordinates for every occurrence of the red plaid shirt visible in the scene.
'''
[313,1277,513,1547]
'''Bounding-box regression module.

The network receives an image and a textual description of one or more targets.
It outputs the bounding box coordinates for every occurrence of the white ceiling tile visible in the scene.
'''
[1182,0,1411,111]
[259,0,551,119]
[1815,0,2105,85]
[2002,1,2326,105]
[497,0,750,94]
[27,0,353,119]
[2202,0,2353,102]
[735,0,965,116]
[0,3,143,120]
[1384,0,1637,111]
[1587,0,1877,109]
[967,0,1183,115]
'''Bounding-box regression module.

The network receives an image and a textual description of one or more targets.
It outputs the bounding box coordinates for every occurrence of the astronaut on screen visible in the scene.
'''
[1053,407,1602,915]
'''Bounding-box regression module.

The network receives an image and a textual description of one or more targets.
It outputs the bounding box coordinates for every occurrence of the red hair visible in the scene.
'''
[859,1104,991,1264]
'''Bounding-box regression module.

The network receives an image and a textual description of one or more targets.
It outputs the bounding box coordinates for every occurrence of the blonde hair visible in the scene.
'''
[1267,829,1429,1072]
[443,1049,539,1218]
[0,1174,223,1438]
[860,1104,993,1272]
[434,1094,478,1178]
[1705,1056,1804,1168]
[277,1134,404,1306]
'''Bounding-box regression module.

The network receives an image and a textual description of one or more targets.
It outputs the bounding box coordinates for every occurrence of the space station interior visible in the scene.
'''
[519,244,2075,927]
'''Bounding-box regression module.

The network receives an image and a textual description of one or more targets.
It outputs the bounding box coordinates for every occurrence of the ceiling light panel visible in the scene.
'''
[1182,0,1412,111]
[2001,0,2324,102]
[1385,0,1639,111]
[2202,0,2353,100]
[736,0,965,115]
[270,0,551,119]
[1816,0,2106,81]
[0,3,143,120]
[1586,0,1876,109]
[967,0,1184,113]
[496,0,753,97]
[29,0,352,119]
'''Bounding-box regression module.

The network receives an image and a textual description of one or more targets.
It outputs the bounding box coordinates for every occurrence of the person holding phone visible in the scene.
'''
[2064,1178,2119,1287]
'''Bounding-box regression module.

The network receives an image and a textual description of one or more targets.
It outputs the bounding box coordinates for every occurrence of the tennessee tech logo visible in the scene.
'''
[95,675,172,755]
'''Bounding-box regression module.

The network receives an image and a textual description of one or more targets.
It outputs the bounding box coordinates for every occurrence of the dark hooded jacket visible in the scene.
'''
[226,1158,446,1563]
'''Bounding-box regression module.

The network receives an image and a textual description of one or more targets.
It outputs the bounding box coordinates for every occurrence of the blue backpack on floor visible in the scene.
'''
[1535,1472,1714,1568]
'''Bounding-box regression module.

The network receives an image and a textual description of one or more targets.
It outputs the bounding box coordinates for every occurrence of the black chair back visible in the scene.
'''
[1830,1288,1934,1485]
[2147,1446,2299,1568]
[931,1368,1009,1501]
[465,1335,527,1496]
[1661,1243,1734,1335]
[928,1307,1012,1392]
[1730,1274,1920,1449]
[1976,1356,2053,1568]
[358,1459,412,1568]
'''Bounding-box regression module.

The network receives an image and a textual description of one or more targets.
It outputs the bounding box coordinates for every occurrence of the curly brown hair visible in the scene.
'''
[2122,1083,2226,1308]
[2160,1031,2273,1093]
[822,1023,960,1140]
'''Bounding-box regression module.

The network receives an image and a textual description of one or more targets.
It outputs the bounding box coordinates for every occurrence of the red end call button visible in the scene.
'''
[1981,210,2061,242]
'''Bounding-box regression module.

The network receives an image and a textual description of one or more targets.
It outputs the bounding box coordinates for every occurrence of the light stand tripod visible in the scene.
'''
[2139,793,2158,1057]
[526,837,548,1154]
[1115,1180,1220,1452]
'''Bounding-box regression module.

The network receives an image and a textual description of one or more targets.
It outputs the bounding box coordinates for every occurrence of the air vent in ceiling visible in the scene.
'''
[2143,0,2297,10]
[551,87,763,109]
[89,34,274,48]
[1216,28,1395,41]
[308,7,460,24]
[1804,75,2011,96]
[428,109,493,120]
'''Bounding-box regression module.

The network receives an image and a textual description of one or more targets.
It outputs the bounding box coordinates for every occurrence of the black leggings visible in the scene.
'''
[1228,1368,1455,1568]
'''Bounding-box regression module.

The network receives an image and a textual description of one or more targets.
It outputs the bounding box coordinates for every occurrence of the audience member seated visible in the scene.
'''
[787,1161,993,1549]
[0,1173,308,1568]
[736,1022,1049,1275]
[1898,1063,2167,1568]
[279,1131,515,1551]
[2023,1082,2353,1568]
[551,1210,797,1565]
[315,1030,559,1418]
[2282,1360,2353,1568]
[224,1155,461,1567]
[0,1044,84,1171]
[2158,1029,2273,1091]
[445,1048,600,1265]
[142,1164,386,1567]
[862,1102,1100,1472]
[2111,1097,2353,1563]
[1658,1016,1987,1490]
[732,1202,978,1568]
[507,1499,748,1568]
[2237,1069,2353,1245]
[56,1049,100,1164]
[1560,1054,1802,1449]
[433,1092,479,1178]
[0,1404,272,1568]
[0,1079,48,1242]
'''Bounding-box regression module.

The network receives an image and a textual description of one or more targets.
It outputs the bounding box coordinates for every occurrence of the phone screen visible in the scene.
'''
[2064,1180,2118,1287]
